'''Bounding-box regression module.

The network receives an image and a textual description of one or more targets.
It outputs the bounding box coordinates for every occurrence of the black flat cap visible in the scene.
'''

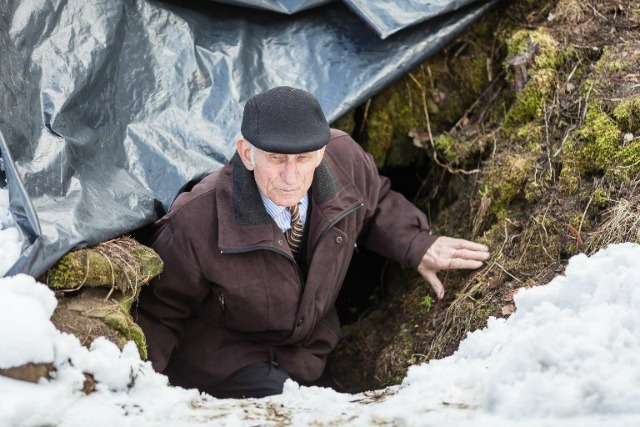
[241,86,330,154]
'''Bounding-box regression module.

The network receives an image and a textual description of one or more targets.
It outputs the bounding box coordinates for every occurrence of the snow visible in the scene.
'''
[1,188,640,426]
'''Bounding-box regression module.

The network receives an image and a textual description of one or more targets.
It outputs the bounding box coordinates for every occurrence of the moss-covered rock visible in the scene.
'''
[503,29,565,129]
[613,96,640,133]
[577,105,621,172]
[483,153,536,218]
[44,237,162,359]
[43,236,163,293]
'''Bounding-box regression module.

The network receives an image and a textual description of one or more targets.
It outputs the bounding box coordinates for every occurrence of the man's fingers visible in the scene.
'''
[447,258,484,270]
[447,237,489,252]
[454,248,491,261]
[422,270,445,300]
[417,265,444,298]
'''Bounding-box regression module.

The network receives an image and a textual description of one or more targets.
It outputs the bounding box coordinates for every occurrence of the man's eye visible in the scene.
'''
[297,155,310,162]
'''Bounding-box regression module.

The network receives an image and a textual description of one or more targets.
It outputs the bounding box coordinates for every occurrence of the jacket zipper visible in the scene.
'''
[218,293,225,313]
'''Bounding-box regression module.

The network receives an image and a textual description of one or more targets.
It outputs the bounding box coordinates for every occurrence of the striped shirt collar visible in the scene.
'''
[258,190,308,233]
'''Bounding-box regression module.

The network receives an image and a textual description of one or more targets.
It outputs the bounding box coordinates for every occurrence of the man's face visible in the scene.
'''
[237,139,325,207]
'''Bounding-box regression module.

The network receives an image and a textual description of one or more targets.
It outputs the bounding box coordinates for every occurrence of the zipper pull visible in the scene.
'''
[218,294,226,313]
[354,242,359,253]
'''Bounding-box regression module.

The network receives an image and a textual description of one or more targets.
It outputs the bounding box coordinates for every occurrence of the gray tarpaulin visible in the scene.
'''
[210,0,332,14]
[0,0,496,278]
[344,0,486,39]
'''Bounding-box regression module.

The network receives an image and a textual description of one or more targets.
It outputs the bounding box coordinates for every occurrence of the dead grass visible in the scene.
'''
[587,187,640,251]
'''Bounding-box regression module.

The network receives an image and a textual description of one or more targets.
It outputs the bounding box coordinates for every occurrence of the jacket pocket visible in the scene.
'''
[217,280,270,333]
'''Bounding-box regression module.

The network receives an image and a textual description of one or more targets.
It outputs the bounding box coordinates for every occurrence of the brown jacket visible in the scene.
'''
[135,129,437,389]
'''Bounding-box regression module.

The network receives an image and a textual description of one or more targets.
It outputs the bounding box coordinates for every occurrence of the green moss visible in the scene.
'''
[360,12,499,170]
[434,134,457,163]
[132,245,164,281]
[516,122,544,152]
[332,111,356,135]
[506,28,564,71]
[524,179,548,203]
[614,140,640,176]
[363,95,400,168]
[504,70,555,128]
[594,46,626,74]
[124,322,148,360]
[592,189,610,207]
[484,154,535,216]
[104,309,148,360]
[467,55,492,97]
[43,237,160,361]
[577,105,621,172]
[473,19,493,37]
[613,97,640,133]
[561,41,640,180]
[432,131,490,168]
[558,161,580,195]
[44,237,163,295]
[503,29,565,129]
[362,83,437,169]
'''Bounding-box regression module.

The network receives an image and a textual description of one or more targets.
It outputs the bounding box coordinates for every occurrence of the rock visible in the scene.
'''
[0,363,54,383]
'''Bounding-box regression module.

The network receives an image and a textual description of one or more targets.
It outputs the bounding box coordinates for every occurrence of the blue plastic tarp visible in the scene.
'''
[0,0,496,278]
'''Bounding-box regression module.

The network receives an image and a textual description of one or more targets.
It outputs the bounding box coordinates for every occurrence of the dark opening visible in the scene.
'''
[336,156,433,326]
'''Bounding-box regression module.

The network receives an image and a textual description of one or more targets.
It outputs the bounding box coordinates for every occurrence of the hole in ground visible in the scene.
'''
[331,159,443,393]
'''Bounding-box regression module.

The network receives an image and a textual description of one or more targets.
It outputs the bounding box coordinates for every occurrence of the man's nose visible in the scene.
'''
[281,162,298,185]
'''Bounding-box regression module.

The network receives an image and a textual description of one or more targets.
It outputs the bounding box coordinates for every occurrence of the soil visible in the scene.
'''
[51,287,130,348]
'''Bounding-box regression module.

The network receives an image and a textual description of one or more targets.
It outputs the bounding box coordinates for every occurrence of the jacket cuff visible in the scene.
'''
[406,231,439,269]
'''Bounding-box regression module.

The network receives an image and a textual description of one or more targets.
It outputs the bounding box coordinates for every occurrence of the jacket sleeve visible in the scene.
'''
[345,137,438,269]
[134,218,211,372]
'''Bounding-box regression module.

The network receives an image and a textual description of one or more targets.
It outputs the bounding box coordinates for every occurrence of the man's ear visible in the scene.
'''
[237,138,255,171]
[315,146,326,167]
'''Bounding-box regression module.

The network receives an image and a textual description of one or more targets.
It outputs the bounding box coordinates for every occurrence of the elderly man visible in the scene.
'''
[135,86,490,398]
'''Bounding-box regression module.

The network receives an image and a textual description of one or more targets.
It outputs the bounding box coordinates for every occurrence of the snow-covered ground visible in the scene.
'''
[1,185,640,427]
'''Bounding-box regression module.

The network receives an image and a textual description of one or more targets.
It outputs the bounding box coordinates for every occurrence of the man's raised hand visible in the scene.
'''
[417,236,490,300]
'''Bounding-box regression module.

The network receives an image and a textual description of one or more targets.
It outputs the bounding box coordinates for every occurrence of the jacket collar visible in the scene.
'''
[231,154,273,226]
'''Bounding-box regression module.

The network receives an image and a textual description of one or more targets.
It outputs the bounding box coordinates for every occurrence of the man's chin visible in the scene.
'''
[272,193,302,207]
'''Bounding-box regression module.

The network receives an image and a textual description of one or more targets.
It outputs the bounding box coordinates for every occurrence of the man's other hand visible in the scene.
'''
[417,237,490,300]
